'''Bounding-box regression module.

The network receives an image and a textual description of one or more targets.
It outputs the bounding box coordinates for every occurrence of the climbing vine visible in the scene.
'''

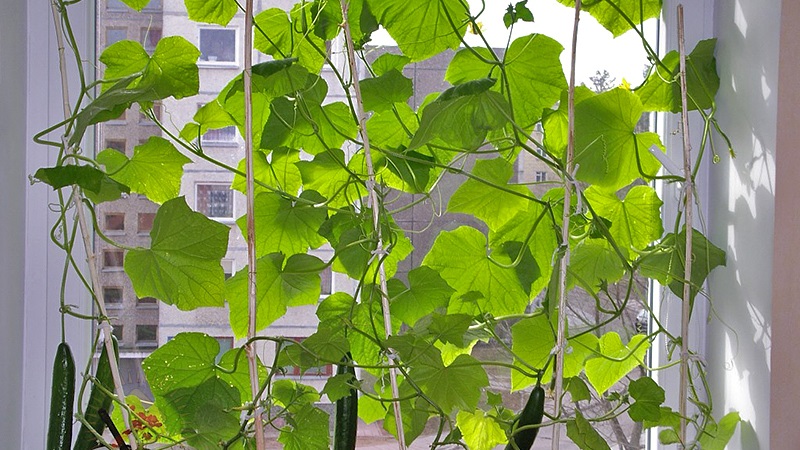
[36,0,741,449]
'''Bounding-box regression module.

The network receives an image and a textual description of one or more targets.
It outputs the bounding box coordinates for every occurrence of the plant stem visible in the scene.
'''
[49,1,136,447]
[552,1,581,449]
[242,0,266,448]
[340,1,406,448]
[677,4,694,447]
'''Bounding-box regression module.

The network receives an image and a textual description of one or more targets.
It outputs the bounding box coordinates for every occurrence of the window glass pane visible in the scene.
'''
[106,0,129,11]
[105,27,126,47]
[137,296,157,306]
[104,213,125,232]
[105,139,126,154]
[137,212,155,234]
[136,325,158,345]
[535,171,547,182]
[199,29,236,63]
[104,287,123,304]
[196,184,234,218]
[221,260,234,280]
[112,325,124,342]
[103,249,125,269]
[202,125,237,143]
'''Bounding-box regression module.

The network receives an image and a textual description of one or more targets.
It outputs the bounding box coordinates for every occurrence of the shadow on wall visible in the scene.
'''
[706,0,780,449]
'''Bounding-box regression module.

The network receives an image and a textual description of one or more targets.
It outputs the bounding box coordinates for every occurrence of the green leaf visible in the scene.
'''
[372,53,412,76]
[322,373,358,403]
[584,332,649,395]
[236,190,328,257]
[226,253,323,339]
[639,227,726,301]
[125,198,229,310]
[423,226,533,316]
[100,40,150,83]
[232,148,303,197]
[569,238,626,293]
[417,313,474,347]
[366,103,418,151]
[584,185,663,259]
[120,0,150,11]
[636,39,719,112]
[347,300,401,374]
[448,158,532,230]
[360,69,414,112]
[367,0,468,61]
[556,0,662,38]
[628,376,665,422]
[456,409,506,450]
[358,394,387,424]
[310,0,377,47]
[296,150,362,208]
[643,407,680,430]
[566,377,592,402]
[271,379,320,411]
[566,410,612,450]
[446,34,566,128]
[97,136,191,204]
[389,266,455,326]
[503,1,535,28]
[510,315,598,389]
[254,6,326,72]
[697,412,741,450]
[184,0,237,25]
[383,396,429,444]
[142,333,249,433]
[139,36,202,98]
[413,354,488,414]
[409,78,511,151]
[33,165,129,203]
[572,88,663,190]
[320,209,412,280]
[316,292,356,323]
[278,404,330,450]
[166,378,241,450]
[179,100,236,142]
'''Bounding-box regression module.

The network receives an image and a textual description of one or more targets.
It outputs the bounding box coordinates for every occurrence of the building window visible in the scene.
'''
[201,126,237,145]
[136,325,158,346]
[136,296,158,308]
[535,171,547,182]
[137,212,155,234]
[198,28,237,64]
[112,325,124,343]
[221,259,234,280]
[140,27,162,53]
[139,102,162,124]
[104,213,125,233]
[105,139,126,154]
[105,27,126,47]
[320,266,332,296]
[103,249,125,270]
[103,287,123,305]
[196,184,234,219]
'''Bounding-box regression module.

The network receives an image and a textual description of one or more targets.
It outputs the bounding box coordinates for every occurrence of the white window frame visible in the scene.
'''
[197,27,239,68]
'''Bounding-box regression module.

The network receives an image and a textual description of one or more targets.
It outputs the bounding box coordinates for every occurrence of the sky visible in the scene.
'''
[371,0,659,87]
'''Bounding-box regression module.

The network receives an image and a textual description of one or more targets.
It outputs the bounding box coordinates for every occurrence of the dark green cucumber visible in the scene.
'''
[505,384,545,450]
[333,353,358,450]
[74,336,119,450]
[47,342,76,450]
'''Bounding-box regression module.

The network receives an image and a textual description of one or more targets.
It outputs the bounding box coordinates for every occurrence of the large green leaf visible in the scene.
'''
[184,0,237,25]
[566,410,612,450]
[409,78,511,151]
[628,376,665,422]
[278,404,331,450]
[636,39,719,112]
[360,69,414,112]
[510,315,598,389]
[447,34,566,128]
[413,354,488,414]
[232,148,303,197]
[296,150,362,208]
[319,210,412,280]
[383,395,430,444]
[347,298,401,374]
[556,0,662,38]
[97,136,191,204]
[367,0,468,61]
[179,99,236,142]
[584,185,663,259]
[456,410,506,450]
[639,227,726,301]
[423,226,534,316]
[584,332,649,395]
[366,101,418,151]
[254,5,326,72]
[697,412,741,450]
[33,165,129,203]
[142,333,255,434]
[572,88,663,190]
[389,266,455,326]
[448,158,532,231]
[226,253,324,339]
[569,238,626,293]
[236,190,328,257]
[310,0,378,47]
[125,198,229,310]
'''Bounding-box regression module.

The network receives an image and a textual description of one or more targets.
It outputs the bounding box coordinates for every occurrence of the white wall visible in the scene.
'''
[706,0,781,448]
